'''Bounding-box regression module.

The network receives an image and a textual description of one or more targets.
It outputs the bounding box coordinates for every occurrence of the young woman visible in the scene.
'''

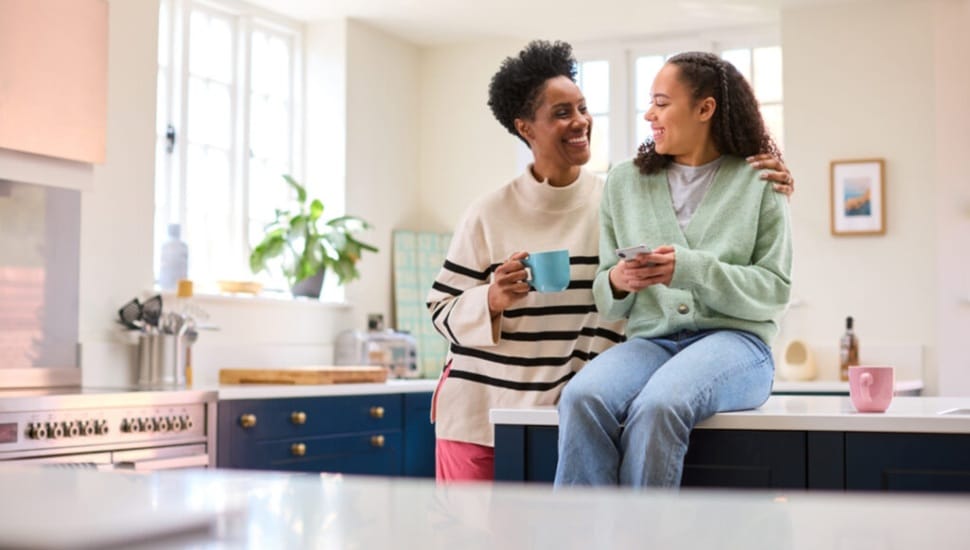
[554,51,793,488]
[427,43,794,483]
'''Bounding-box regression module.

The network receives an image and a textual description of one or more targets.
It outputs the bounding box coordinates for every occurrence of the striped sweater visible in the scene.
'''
[427,167,626,447]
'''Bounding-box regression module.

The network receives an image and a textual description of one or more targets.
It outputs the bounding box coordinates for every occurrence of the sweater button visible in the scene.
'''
[677,304,690,315]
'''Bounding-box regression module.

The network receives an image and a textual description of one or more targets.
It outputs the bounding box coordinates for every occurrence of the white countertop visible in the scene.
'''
[204,378,437,400]
[491,396,970,434]
[772,378,923,394]
[2,466,969,549]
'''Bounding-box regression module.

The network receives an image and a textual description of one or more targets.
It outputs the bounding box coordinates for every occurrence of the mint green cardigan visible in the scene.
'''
[593,156,792,345]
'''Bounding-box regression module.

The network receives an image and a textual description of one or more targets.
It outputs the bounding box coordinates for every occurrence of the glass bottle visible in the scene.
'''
[839,316,859,381]
[159,223,188,291]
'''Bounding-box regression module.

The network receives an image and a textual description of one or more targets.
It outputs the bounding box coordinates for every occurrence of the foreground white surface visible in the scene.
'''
[3,466,970,549]
[491,396,970,433]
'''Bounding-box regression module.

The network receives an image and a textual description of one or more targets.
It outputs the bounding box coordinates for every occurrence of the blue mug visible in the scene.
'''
[522,249,570,293]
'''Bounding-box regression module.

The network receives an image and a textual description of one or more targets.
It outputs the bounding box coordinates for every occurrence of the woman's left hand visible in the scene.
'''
[613,245,676,291]
[747,154,794,197]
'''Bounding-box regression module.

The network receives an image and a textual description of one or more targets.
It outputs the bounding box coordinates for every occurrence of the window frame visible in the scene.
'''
[155,0,304,293]
[573,26,782,169]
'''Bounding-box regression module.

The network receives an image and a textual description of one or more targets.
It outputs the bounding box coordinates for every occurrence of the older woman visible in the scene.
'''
[427,42,794,483]
[555,51,793,488]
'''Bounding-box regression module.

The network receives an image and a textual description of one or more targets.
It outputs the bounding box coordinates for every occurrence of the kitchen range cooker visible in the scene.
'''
[0,387,216,470]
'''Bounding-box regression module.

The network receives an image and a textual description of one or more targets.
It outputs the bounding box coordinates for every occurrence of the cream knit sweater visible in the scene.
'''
[427,167,625,447]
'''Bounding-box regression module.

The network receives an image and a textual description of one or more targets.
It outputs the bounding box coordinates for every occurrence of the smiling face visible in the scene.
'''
[514,76,592,185]
[645,63,718,165]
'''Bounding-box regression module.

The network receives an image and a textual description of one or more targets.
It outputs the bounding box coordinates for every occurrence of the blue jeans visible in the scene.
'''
[554,329,774,488]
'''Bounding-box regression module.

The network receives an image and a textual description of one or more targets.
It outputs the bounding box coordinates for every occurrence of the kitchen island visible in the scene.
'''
[4,464,970,549]
[491,396,970,491]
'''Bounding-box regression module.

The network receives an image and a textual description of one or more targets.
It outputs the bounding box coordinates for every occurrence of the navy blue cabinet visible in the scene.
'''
[495,426,806,488]
[495,425,970,493]
[218,392,434,478]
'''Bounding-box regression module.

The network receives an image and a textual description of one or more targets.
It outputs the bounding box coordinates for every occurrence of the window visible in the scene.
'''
[574,31,784,170]
[155,0,303,292]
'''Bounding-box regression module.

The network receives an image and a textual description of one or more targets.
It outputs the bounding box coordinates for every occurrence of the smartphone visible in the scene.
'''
[615,244,653,261]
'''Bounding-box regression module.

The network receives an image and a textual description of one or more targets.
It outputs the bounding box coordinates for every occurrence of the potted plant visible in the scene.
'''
[249,174,378,298]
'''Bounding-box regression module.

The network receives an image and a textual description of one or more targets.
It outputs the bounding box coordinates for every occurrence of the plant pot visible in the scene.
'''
[291,270,325,299]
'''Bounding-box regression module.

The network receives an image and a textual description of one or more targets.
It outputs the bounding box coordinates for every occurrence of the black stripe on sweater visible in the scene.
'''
[431,281,462,297]
[442,260,492,281]
[569,255,599,265]
[447,369,576,392]
[450,344,598,366]
[503,304,597,318]
[501,326,625,343]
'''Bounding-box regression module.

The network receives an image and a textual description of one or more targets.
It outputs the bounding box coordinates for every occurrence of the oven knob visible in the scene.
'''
[170,416,183,431]
[183,416,194,430]
[155,417,170,432]
[96,420,110,435]
[63,421,80,438]
[80,420,95,437]
[47,422,63,439]
[140,417,155,432]
[124,418,140,433]
[28,423,47,440]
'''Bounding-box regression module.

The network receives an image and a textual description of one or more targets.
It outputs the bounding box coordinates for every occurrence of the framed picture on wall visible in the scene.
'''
[830,158,886,236]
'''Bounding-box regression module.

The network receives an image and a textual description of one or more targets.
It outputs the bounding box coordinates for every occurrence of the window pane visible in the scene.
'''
[760,104,784,151]
[636,112,652,149]
[578,60,609,114]
[753,46,783,103]
[185,145,234,281]
[721,49,752,83]
[189,10,233,84]
[187,77,232,149]
[588,115,610,174]
[635,55,664,111]
[250,93,290,162]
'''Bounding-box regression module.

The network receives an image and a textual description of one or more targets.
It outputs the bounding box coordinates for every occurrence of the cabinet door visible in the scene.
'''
[846,432,970,492]
[217,395,403,471]
[683,430,806,489]
[403,392,435,478]
[250,432,403,475]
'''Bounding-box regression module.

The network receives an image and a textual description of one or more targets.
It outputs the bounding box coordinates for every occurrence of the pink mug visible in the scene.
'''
[848,366,895,413]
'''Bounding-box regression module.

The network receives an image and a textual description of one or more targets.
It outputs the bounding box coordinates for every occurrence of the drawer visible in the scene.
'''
[227,394,401,440]
[252,431,403,475]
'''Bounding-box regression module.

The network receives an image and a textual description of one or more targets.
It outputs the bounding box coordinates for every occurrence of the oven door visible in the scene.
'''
[4,444,209,471]
[112,444,209,471]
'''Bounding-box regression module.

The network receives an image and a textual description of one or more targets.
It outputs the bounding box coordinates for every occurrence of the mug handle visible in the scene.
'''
[860,372,873,404]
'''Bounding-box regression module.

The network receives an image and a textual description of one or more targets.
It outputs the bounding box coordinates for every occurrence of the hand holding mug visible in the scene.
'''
[488,251,530,317]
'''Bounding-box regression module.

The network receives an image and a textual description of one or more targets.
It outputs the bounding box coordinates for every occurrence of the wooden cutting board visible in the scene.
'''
[219,366,388,385]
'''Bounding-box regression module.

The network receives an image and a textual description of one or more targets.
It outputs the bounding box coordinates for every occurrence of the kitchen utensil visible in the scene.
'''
[141,294,163,329]
[117,298,142,330]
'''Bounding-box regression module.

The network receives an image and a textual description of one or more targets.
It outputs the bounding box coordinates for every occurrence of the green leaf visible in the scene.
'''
[283,174,306,204]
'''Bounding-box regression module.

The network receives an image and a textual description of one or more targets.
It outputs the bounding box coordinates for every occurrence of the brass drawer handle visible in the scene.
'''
[239,414,257,429]
[370,434,385,448]
[290,411,307,425]
[369,406,385,419]
[291,442,306,457]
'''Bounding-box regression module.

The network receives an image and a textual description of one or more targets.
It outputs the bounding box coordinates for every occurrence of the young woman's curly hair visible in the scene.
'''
[487,40,577,146]
[634,51,781,175]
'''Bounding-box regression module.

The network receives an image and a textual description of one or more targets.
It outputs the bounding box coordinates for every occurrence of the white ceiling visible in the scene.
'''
[245,0,857,46]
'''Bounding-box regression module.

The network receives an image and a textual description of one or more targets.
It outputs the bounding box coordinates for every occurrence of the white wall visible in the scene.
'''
[932,0,970,395]
[416,40,525,232]
[343,20,422,330]
[80,0,159,386]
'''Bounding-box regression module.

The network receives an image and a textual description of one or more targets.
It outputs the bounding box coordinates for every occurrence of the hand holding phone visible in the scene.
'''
[615,244,653,261]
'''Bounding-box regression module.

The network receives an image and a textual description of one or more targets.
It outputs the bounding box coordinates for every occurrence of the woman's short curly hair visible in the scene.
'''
[488,40,577,146]
[634,51,781,174]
